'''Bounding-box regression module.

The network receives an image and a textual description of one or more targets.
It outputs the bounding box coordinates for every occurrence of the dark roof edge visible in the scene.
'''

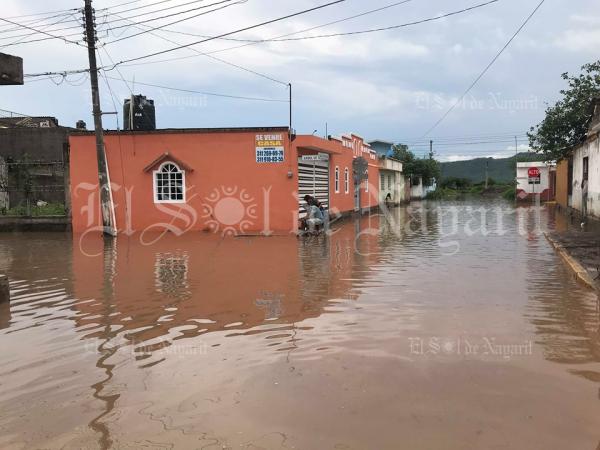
[70,126,290,136]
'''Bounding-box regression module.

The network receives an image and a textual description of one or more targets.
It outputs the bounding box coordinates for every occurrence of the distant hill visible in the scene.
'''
[440,153,546,183]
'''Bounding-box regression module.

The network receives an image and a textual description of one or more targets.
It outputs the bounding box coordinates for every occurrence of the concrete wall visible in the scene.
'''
[571,135,600,216]
[0,128,69,206]
[411,178,424,199]
[70,129,298,234]
[0,127,69,161]
[0,52,23,85]
[0,157,7,210]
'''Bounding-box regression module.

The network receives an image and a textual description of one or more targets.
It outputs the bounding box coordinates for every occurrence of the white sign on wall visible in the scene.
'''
[301,153,329,161]
[256,134,285,163]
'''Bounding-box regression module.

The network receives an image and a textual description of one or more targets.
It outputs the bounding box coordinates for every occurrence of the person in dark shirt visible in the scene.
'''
[303,194,323,211]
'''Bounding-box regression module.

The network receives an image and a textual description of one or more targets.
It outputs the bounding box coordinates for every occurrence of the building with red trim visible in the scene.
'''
[69,127,381,235]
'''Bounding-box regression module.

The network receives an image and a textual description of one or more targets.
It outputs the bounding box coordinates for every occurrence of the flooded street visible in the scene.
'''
[0,200,599,450]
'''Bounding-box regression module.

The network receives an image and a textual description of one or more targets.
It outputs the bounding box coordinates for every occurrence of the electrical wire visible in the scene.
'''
[117,0,415,44]
[0,12,79,49]
[24,0,346,76]
[0,0,237,46]
[104,0,247,44]
[103,76,289,102]
[0,12,81,33]
[240,0,498,42]
[104,11,288,86]
[116,0,499,68]
[102,0,346,69]
[419,0,546,138]
[0,15,84,47]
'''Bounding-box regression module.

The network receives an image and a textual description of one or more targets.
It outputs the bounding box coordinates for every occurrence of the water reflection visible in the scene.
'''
[0,203,599,449]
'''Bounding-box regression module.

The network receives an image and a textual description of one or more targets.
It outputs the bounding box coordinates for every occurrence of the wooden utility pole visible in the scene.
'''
[288,83,293,136]
[83,0,116,236]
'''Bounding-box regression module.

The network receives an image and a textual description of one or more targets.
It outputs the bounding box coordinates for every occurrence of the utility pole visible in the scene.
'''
[288,83,293,137]
[83,0,116,237]
[429,140,433,159]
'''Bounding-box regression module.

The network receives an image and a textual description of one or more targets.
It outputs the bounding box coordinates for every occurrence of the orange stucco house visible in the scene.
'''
[69,127,380,235]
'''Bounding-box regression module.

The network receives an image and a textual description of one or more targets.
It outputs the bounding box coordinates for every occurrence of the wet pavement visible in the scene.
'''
[0,199,599,449]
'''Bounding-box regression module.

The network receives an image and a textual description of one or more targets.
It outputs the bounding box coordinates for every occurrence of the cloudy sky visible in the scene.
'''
[1,0,598,161]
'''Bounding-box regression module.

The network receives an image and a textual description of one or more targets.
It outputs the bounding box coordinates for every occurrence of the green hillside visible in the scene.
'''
[440,153,545,183]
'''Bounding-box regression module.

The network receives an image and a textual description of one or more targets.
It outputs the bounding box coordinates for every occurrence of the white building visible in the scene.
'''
[516,161,555,201]
[410,177,437,200]
[568,99,600,216]
[378,157,406,204]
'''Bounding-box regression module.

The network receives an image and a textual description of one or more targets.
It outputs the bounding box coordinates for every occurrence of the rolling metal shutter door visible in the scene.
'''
[298,159,329,218]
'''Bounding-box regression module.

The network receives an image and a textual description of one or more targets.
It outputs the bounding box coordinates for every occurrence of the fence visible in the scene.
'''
[0,156,68,217]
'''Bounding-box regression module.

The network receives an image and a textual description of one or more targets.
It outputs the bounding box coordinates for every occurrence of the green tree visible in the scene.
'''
[392,143,440,185]
[528,60,600,161]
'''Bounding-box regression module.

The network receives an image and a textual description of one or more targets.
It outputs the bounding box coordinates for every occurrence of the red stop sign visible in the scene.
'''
[528,167,540,178]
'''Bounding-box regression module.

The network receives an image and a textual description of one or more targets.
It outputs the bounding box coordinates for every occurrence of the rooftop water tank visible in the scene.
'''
[123,95,156,131]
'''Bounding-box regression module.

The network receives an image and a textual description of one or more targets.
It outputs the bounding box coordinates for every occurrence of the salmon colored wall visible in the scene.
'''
[293,134,380,216]
[328,145,355,215]
[70,130,298,234]
[361,162,380,210]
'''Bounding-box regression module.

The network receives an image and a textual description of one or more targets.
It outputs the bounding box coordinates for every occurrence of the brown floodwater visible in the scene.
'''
[0,200,599,450]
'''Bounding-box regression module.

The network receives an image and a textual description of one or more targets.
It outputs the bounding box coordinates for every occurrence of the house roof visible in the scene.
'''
[72,126,289,136]
[368,139,394,146]
[143,152,195,173]
[0,116,61,129]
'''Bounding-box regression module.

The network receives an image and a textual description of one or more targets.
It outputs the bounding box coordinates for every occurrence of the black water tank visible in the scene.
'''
[123,95,156,131]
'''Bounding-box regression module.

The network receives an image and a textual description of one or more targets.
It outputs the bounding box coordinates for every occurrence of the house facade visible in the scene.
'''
[516,161,555,201]
[368,140,409,204]
[69,127,380,235]
[555,99,600,216]
[378,157,405,205]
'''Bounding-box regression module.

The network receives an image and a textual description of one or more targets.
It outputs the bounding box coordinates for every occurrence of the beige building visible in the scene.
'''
[378,156,406,204]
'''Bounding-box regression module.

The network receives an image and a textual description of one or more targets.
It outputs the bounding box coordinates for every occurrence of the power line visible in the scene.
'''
[0,12,78,49]
[420,0,546,138]
[102,0,346,69]
[0,12,81,33]
[104,0,248,45]
[117,0,499,68]
[99,0,214,27]
[249,0,499,42]
[409,139,529,147]
[0,15,85,47]
[0,7,79,20]
[135,0,415,44]
[105,11,288,85]
[103,76,289,102]
[0,0,237,45]
[98,43,135,94]
[1,0,145,21]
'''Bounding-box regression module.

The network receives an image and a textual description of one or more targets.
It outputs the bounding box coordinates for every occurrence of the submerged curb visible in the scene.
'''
[544,232,597,291]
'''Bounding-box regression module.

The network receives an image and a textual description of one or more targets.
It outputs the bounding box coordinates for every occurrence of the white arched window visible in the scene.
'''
[344,168,349,193]
[154,162,185,203]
